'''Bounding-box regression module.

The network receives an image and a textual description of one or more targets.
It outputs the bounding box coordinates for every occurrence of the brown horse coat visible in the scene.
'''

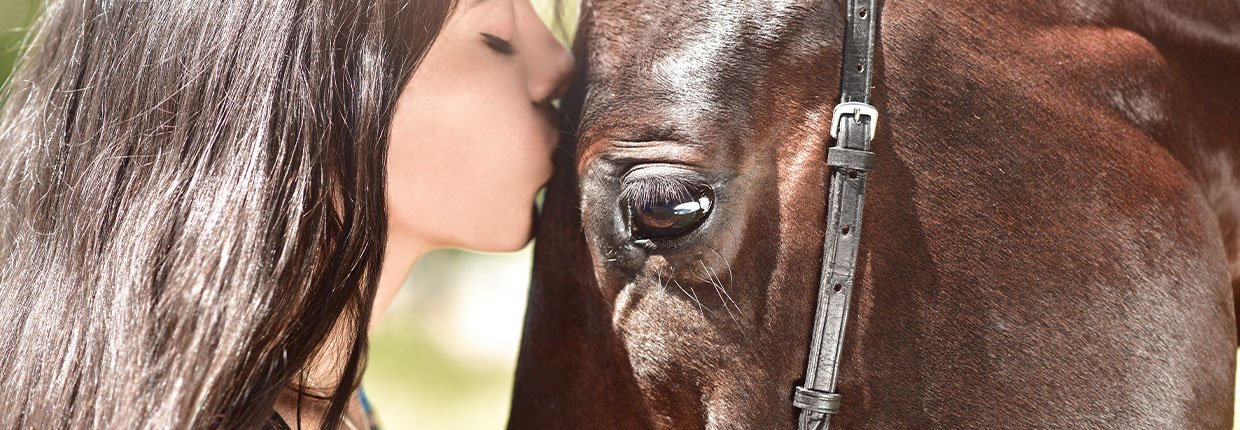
[512,0,1240,428]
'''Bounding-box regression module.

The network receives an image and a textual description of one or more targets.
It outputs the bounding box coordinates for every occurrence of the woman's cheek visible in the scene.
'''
[387,62,549,251]
[478,105,553,250]
[449,92,542,250]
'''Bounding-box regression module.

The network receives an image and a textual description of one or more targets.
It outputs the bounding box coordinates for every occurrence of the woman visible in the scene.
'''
[0,0,573,428]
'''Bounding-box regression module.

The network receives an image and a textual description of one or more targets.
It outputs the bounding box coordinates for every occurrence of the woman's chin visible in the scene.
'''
[477,235,534,253]
[468,213,536,253]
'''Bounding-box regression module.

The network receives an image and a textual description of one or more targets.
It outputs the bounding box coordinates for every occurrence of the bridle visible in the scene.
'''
[792,0,880,429]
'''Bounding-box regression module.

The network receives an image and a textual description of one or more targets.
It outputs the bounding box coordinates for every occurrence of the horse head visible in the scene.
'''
[512,0,1240,428]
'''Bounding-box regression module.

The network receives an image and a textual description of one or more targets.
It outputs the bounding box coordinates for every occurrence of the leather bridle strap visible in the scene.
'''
[792,0,879,429]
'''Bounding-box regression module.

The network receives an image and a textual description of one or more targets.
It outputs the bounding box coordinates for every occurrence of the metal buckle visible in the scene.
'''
[830,102,878,141]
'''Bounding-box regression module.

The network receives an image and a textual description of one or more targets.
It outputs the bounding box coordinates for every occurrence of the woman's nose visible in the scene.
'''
[531,43,574,105]
[518,2,575,105]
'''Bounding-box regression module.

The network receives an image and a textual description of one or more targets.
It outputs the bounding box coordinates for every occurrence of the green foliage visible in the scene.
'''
[0,0,38,88]
[365,312,518,429]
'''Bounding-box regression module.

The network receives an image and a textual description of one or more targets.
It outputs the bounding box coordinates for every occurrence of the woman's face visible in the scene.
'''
[387,0,573,252]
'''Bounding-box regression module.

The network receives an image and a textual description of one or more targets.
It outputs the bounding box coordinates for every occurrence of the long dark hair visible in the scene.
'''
[0,0,455,428]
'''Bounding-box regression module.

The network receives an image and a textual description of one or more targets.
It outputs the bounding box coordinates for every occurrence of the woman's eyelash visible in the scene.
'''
[481,33,515,56]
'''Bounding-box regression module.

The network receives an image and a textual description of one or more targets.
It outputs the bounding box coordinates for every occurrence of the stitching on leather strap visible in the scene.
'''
[793,387,843,415]
[827,146,876,171]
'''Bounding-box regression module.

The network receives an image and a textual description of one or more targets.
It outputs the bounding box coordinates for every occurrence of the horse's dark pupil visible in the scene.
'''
[631,187,713,240]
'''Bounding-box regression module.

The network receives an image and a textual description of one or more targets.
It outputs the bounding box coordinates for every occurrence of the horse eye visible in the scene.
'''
[627,184,714,240]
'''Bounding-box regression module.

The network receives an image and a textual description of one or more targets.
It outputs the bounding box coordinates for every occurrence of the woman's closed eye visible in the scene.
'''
[481,33,516,56]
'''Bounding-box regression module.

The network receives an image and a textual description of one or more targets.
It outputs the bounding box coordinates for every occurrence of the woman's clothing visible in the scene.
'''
[266,412,292,430]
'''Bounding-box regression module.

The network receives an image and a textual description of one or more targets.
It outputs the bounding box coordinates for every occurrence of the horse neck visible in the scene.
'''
[1102,0,1240,288]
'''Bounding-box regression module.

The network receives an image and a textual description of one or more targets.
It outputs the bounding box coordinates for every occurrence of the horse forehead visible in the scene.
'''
[589,0,817,77]
[594,0,810,25]
[583,0,823,127]
[645,1,804,73]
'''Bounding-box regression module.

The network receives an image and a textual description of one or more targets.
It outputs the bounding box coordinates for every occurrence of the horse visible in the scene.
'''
[510,0,1240,428]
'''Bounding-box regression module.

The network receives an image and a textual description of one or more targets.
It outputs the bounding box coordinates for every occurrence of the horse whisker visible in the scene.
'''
[672,278,707,315]
[699,260,749,337]
[704,247,742,318]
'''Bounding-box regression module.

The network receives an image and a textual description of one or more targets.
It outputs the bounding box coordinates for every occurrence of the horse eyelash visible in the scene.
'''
[619,176,701,209]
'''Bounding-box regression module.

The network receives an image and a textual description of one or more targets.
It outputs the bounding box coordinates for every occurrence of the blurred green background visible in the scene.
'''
[5,1,1239,429]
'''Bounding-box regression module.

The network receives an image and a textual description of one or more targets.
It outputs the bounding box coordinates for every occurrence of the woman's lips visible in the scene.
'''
[541,158,555,186]
[537,101,564,150]
[538,105,561,183]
